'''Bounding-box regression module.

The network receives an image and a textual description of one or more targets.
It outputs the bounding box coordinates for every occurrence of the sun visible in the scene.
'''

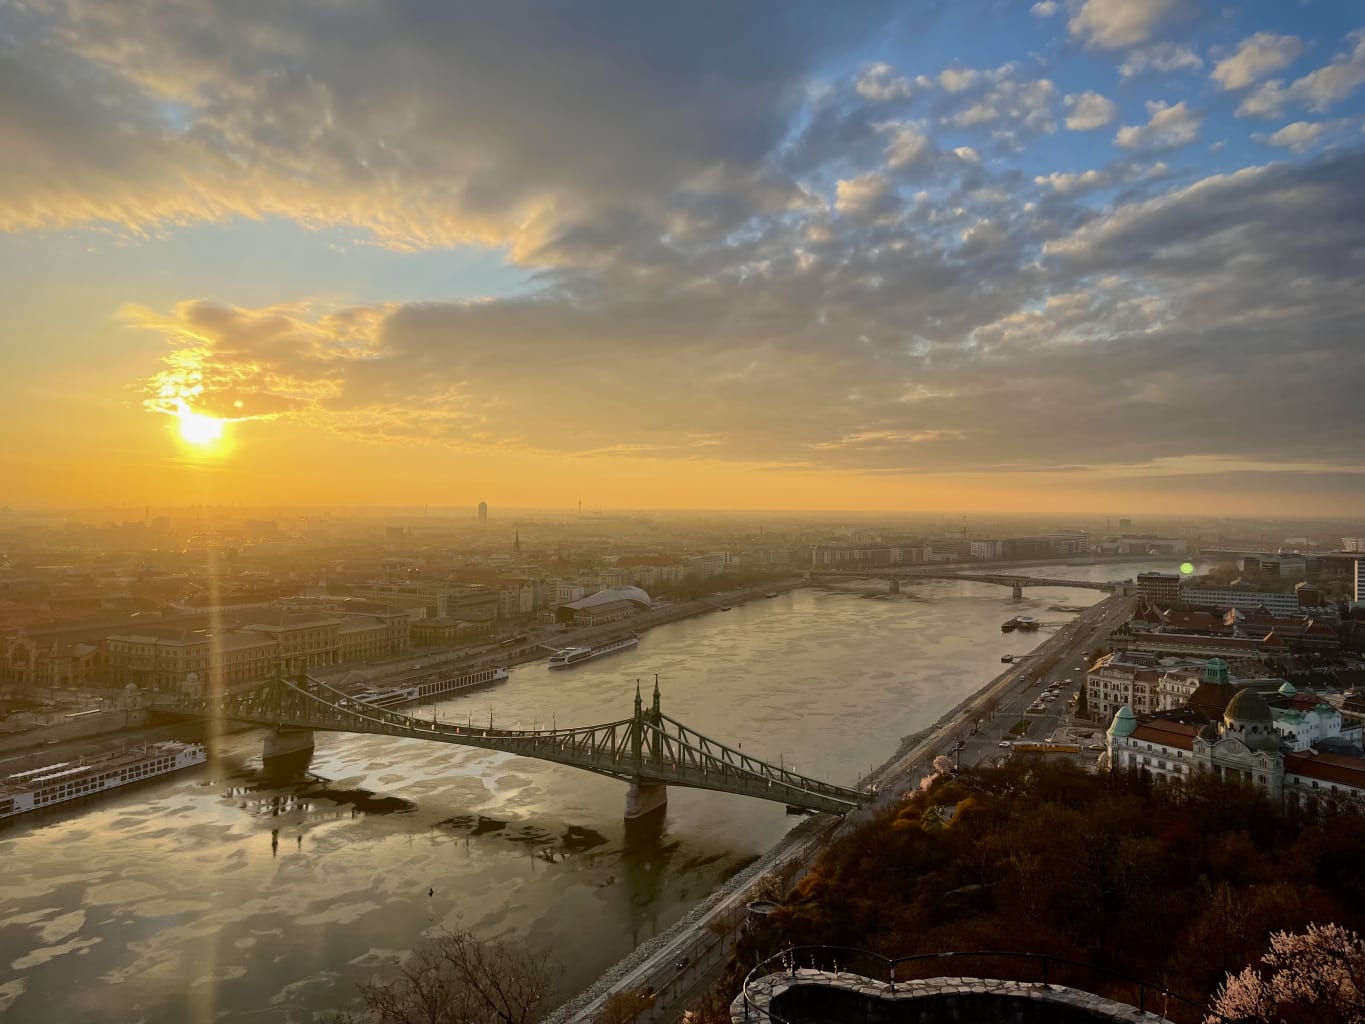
[177,408,225,447]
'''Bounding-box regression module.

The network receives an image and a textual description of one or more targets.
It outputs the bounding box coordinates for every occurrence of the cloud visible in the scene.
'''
[881,123,934,168]
[1069,0,1185,49]
[1237,31,1365,117]
[0,0,899,258]
[938,67,980,93]
[944,74,1058,135]
[1064,91,1118,130]
[1262,121,1325,153]
[1034,169,1108,195]
[857,63,913,101]
[124,146,1365,481]
[1119,43,1204,78]
[1211,32,1305,90]
[1030,1,1058,16]
[834,173,894,215]
[1114,100,1200,149]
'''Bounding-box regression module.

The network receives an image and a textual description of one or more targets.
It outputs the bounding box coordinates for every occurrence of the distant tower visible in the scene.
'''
[513,531,521,554]
[478,502,488,526]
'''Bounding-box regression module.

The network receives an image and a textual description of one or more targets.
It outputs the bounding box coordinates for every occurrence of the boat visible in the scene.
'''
[0,741,207,821]
[764,591,779,598]
[720,606,732,611]
[353,666,509,709]
[1001,620,1017,633]
[1014,615,1040,631]
[547,635,639,669]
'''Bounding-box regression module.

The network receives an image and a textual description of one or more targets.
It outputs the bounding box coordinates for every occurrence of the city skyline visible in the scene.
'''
[2,1,1364,515]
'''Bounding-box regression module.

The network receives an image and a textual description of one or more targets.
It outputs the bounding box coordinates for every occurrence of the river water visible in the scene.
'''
[0,560,1174,1022]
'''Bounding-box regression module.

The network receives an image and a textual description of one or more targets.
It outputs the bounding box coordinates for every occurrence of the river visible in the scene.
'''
[0,559,1177,1021]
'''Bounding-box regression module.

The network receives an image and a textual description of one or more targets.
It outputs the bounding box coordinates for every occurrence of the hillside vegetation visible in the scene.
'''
[733,761,1365,1019]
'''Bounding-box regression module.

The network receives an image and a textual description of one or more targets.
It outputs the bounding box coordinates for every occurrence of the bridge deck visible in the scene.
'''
[166,675,868,816]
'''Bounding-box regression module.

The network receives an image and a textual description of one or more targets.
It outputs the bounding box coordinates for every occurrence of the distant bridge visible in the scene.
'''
[164,674,869,819]
[810,569,1125,598]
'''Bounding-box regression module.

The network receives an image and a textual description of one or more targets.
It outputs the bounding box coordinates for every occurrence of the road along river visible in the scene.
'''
[0,560,1172,1022]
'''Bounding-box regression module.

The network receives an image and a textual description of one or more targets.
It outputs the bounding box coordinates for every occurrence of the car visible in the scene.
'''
[1087,744,1105,752]
[675,956,691,971]
[998,740,1012,748]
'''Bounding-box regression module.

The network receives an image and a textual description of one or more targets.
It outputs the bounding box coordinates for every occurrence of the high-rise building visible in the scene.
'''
[1118,517,1133,531]
[477,502,488,526]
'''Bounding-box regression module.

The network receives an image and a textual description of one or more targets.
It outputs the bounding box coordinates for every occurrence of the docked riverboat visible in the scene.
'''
[547,635,640,668]
[0,741,206,821]
[353,666,509,709]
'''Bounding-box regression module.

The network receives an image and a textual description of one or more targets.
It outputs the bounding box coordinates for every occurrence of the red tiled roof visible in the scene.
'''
[1130,720,1199,751]
[1285,751,1365,790]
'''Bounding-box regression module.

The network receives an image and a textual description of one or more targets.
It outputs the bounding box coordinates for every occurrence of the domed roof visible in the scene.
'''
[1278,680,1297,696]
[564,586,652,610]
[1107,706,1138,738]
[1225,687,1273,725]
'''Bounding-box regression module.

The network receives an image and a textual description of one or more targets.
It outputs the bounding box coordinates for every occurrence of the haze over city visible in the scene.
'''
[3,1,1363,514]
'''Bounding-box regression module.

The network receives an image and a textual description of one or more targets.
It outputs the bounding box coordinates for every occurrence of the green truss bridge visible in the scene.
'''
[163,673,870,819]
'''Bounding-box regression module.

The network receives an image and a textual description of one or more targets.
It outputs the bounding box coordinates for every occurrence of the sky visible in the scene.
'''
[2,0,1363,516]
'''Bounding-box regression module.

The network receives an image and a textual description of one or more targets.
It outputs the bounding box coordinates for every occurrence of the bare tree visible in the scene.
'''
[1207,922,1365,1024]
[340,927,560,1024]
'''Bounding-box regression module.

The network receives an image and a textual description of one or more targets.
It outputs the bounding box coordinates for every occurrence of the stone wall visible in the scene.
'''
[733,971,1178,1024]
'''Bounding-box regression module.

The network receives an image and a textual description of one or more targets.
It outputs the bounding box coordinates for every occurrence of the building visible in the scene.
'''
[1136,572,1182,605]
[1084,651,1170,721]
[1155,657,1230,712]
[349,582,498,621]
[1106,688,1365,808]
[240,612,342,669]
[810,544,933,568]
[1180,587,1315,617]
[969,540,1003,561]
[477,502,488,526]
[555,586,652,627]
[106,627,277,692]
[410,617,494,646]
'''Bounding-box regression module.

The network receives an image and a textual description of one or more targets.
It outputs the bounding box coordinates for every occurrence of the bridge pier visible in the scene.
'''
[888,579,900,594]
[1012,585,1023,599]
[263,728,315,767]
[625,781,668,819]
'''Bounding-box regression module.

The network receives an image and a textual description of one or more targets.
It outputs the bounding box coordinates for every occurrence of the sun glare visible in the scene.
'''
[177,408,225,447]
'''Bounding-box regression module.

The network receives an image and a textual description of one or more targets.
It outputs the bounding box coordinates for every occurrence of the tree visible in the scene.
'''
[340,927,560,1024]
[1207,922,1365,1024]
[594,987,655,1024]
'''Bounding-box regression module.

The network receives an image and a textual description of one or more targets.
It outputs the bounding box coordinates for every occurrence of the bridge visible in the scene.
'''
[810,569,1124,599]
[164,673,869,820]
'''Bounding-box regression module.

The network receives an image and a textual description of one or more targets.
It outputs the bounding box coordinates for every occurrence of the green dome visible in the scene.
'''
[1225,688,1273,726]
[1107,706,1138,738]
[1278,681,1297,696]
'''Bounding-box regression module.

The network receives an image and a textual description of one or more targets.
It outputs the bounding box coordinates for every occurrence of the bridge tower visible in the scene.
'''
[625,679,668,819]
[262,669,315,769]
[1012,584,1023,599]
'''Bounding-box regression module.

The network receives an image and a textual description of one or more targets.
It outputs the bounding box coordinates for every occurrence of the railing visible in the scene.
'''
[739,946,1234,1024]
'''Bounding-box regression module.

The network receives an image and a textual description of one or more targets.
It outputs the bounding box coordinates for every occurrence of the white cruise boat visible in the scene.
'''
[0,741,206,821]
[547,635,640,669]
[353,666,509,709]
